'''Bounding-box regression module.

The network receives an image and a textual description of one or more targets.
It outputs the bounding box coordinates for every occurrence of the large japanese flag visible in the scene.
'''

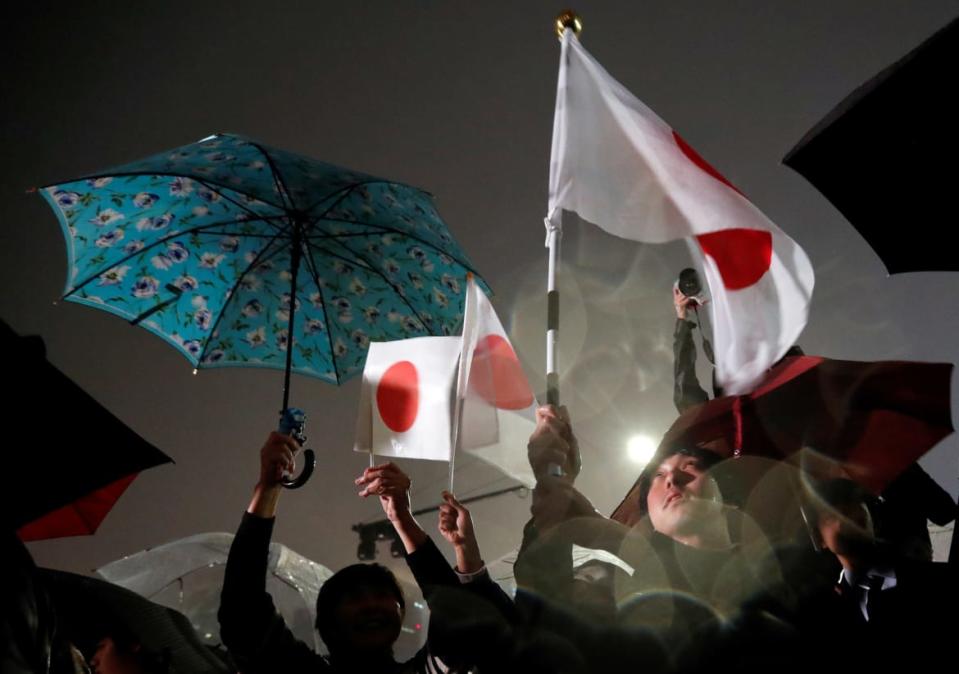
[548,31,814,394]
[354,336,461,461]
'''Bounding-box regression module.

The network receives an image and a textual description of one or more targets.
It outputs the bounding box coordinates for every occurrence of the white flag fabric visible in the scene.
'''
[548,31,814,394]
[354,336,461,461]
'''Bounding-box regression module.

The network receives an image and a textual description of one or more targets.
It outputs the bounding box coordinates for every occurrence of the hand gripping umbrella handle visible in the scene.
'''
[281,448,315,489]
[278,407,316,489]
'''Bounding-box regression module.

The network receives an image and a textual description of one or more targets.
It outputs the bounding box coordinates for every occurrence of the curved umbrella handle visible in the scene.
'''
[278,407,314,489]
[282,448,315,489]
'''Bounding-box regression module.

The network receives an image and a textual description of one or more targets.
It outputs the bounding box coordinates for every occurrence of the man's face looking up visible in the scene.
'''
[646,452,723,542]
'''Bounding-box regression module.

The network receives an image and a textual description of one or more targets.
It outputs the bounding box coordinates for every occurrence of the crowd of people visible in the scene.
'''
[4,285,957,674]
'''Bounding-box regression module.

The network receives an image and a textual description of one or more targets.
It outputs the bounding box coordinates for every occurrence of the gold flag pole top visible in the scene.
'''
[555,9,582,39]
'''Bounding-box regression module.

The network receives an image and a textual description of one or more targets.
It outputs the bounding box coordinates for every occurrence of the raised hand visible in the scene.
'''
[259,431,300,487]
[527,405,581,481]
[355,462,412,522]
[439,491,483,574]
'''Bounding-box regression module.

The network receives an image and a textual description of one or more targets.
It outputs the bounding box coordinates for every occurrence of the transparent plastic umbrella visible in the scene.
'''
[96,532,332,652]
[96,532,430,657]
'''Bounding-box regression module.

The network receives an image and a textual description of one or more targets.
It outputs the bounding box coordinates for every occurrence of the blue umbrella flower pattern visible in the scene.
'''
[40,133,486,483]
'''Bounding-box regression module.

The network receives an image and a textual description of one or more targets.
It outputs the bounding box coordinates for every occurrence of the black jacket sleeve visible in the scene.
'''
[218,512,327,674]
[405,537,515,620]
[673,318,710,413]
[405,536,518,670]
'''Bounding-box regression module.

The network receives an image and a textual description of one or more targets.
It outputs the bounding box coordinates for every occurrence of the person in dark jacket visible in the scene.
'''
[517,406,829,673]
[793,477,957,670]
[670,283,954,560]
[219,431,511,674]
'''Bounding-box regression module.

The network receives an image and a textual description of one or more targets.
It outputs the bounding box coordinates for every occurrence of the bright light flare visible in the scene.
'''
[627,435,657,465]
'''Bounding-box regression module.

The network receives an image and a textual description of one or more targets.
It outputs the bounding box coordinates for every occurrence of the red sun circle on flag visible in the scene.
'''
[671,130,773,290]
[696,229,773,290]
[470,335,535,410]
[376,360,419,432]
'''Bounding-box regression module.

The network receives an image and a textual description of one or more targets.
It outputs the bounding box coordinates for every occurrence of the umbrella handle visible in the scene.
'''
[278,407,314,489]
[281,448,315,489]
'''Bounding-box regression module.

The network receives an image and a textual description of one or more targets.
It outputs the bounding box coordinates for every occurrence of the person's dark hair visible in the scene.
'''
[636,445,724,515]
[89,619,170,674]
[315,563,405,646]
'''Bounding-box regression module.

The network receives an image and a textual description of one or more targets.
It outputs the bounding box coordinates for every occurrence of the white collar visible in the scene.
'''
[838,565,898,591]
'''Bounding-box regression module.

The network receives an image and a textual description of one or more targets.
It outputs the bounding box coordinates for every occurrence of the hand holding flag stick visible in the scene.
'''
[439,491,484,574]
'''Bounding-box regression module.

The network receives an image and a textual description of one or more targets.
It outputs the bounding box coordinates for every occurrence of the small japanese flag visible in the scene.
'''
[355,280,539,484]
[353,336,461,461]
[457,277,538,485]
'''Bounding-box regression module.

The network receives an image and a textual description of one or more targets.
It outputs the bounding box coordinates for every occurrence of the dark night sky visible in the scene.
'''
[3,1,957,580]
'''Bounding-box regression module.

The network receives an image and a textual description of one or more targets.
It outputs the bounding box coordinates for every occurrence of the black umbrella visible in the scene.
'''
[3,319,172,538]
[783,17,959,274]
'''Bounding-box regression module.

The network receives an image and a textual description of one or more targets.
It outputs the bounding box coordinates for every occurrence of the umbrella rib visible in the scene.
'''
[301,182,477,276]
[246,140,295,213]
[308,239,432,332]
[303,232,389,241]
[301,180,381,216]
[196,227,293,365]
[301,246,341,383]
[304,185,482,291]
[42,171,287,211]
[193,179,287,235]
[141,563,228,600]
[186,230,281,238]
[312,218,481,277]
[305,242,376,273]
[301,179,435,216]
[64,217,287,299]
[306,183,371,228]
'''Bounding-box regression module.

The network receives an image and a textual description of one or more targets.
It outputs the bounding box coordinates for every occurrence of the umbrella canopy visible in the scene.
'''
[783,17,959,274]
[39,133,487,400]
[39,568,230,673]
[96,532,333,652]
[611,355,954,525]
[3,319,172,540]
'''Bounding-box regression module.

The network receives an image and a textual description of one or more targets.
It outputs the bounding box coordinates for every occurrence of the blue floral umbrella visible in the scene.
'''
[40,133,486,464]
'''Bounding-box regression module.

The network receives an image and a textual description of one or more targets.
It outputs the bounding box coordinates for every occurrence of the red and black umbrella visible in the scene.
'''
[612,355,953,525]
[3,320,172,540]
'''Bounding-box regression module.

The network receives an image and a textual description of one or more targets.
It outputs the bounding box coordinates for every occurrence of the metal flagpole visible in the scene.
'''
[544,10,582,477]
[545,217,562,408]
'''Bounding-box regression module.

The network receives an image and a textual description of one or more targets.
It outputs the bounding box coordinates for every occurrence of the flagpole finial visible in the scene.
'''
[555,10,582,40]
